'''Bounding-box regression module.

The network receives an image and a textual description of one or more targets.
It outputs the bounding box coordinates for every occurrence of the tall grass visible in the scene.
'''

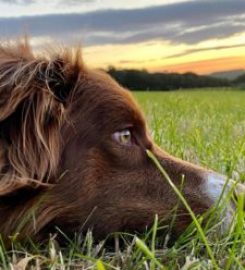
[0,89,244,269]
[135,90,245,180]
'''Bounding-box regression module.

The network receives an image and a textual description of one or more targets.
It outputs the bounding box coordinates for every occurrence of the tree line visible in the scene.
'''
[106,67,244,91]
[233,73,245,87]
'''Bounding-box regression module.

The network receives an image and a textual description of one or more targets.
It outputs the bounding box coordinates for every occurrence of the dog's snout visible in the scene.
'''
[202,172,245,204]
[202,173,229,203]
[200,172,244,231]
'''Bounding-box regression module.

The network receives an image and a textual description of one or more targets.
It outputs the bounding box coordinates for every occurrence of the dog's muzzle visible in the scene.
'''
[201,172,245,231]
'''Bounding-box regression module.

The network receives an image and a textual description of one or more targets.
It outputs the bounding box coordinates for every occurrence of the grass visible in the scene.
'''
[0,89,244,269]
[135,89,245,179]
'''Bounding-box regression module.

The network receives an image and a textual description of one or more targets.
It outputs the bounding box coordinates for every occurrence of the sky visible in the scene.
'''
[0,0,245,74]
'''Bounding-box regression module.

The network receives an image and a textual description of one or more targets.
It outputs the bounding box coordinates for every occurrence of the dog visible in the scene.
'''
[0,41,244,244]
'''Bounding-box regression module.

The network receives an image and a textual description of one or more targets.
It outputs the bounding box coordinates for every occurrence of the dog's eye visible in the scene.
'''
[112,129,133,146]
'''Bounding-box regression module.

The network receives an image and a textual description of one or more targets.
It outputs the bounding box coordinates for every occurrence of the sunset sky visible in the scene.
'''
[0,0,245,74]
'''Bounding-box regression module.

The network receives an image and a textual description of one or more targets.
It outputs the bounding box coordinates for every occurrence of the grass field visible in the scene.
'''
[135,89,245,179]
[1,89,244,270]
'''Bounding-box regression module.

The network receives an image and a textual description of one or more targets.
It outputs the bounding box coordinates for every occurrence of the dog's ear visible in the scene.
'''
[0,45,81,195]
[0,62,74,123]
[39,57,80,103]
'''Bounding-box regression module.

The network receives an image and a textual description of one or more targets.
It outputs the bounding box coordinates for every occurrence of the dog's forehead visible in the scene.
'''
[78,69,146,127]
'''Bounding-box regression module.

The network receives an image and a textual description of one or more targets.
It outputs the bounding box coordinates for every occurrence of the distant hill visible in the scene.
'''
[210,69,245,80]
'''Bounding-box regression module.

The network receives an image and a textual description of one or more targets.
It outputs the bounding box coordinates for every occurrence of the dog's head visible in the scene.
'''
[0,42,244,242]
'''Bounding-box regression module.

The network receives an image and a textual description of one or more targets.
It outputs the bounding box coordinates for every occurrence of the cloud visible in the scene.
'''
[57,0,95,5]
[0,0,245,47]
[118,44,245,65]
[165,44,245,59]
[0,0,92,4]
[0,0,35,4]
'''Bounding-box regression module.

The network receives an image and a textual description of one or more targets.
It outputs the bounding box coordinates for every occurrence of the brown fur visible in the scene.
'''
[0,41,217,243]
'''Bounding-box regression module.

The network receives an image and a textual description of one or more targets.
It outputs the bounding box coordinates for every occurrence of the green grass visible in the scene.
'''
[1,89,244,269]
[135,90,245,179]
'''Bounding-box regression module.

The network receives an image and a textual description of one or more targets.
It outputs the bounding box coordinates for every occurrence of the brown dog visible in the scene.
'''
[0,42,244,243]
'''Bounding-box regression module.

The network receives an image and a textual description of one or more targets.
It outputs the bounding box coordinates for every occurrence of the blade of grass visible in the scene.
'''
[135,237,167,270]
[146,149,219,270]
[225,193,244,270]
[96,259,107,270]
[0,236,8,269]
[151,214,158,254]
[227,248,244,270]
[150,214,158,270]
[75,254,117,270]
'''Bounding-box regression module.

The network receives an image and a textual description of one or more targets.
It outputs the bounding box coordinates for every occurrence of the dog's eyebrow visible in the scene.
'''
[116,123,134,131]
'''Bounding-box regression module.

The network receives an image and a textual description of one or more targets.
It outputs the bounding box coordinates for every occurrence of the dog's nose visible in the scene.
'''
[202,173,244,205]
[201,172,244,230]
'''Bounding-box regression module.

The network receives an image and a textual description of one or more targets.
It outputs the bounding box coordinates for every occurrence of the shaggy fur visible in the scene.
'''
[0,41,228,244]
